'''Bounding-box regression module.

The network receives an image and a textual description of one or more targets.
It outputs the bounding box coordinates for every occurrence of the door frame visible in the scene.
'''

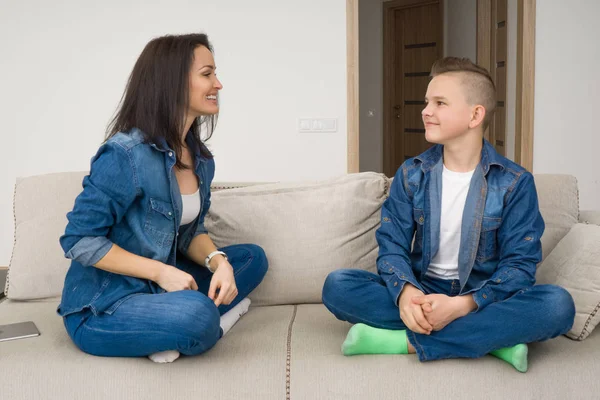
[347,0,359,173]
[346,0,537,173]
[477,0,536,170]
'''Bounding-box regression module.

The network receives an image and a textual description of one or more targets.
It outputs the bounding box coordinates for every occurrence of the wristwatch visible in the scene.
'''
[205,250,227,273]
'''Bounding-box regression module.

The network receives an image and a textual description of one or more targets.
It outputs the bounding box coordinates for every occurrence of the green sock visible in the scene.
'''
[342,323,409,356]
[489,344,528,373]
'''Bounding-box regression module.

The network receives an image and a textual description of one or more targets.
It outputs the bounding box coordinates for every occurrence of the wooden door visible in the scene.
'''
[490,0,508,155]
[478,0,509,156]
[384,1,442,177]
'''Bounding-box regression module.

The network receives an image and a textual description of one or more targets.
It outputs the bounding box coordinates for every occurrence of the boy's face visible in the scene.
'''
[422,73,474,144]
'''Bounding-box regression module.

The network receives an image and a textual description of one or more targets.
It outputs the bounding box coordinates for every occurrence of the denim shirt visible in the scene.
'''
[57,128,215,317]
[376,140,544,311]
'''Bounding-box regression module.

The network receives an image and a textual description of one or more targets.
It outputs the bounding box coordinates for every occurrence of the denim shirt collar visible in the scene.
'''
[135,128,207,163]
[414,139,505,176]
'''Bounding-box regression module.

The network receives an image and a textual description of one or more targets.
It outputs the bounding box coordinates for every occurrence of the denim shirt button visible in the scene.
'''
[394,281,398,287]
[389,268,393,272]
[483,294,487,299]
[168,152,173,157]
[419,216,424,223]
[168,212,172,216]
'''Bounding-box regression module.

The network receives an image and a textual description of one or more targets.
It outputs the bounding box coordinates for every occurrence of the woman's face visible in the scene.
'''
[188,45,223,117]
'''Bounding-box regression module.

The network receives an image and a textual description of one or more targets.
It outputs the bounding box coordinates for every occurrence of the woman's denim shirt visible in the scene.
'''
[377,140,545,311]
[57,128,215,317]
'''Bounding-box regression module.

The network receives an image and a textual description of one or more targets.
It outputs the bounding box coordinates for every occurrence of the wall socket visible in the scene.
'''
[298,118,338,133]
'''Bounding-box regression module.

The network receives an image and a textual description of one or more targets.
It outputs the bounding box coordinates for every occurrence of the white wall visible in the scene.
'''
[534,0,599,211]
[0,0,348,265]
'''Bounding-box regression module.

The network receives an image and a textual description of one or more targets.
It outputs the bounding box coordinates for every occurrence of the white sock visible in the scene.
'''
[220,297,251,336]
[147,298,251,361]
[148,350,180,363]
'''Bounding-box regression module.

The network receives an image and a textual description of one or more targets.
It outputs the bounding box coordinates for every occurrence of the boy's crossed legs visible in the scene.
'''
[322,269,575,372]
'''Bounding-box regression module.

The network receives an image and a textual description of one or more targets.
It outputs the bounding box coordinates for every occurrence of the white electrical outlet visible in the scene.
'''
[298,118,338,133]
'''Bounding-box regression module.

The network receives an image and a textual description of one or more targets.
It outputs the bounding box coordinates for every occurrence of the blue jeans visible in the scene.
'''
[322,269,575,362]
[63,244,267,357]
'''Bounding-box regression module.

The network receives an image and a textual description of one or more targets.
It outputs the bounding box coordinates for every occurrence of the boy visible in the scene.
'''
[321,57,575,372]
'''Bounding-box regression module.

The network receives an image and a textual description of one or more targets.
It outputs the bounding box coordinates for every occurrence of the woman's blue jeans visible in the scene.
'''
[63,244,268,357]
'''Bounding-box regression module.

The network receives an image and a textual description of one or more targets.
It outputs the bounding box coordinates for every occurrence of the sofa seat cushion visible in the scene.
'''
[0,299,293,400]
[289,304,600,400]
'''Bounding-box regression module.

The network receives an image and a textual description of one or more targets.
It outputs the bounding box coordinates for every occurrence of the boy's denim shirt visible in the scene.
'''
[376,139,544,311]
[57,128,215,317]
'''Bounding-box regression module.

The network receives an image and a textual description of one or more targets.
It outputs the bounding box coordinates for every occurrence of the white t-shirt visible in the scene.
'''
[180,189,201,226]
[425,165,475,280]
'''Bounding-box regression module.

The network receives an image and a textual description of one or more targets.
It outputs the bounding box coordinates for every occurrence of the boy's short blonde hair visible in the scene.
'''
[430,57,497,130]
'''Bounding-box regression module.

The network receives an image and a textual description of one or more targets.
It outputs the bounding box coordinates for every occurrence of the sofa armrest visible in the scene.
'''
[579,210,600,225]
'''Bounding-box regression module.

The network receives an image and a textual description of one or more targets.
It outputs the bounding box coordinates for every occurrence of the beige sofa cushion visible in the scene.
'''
[533,174,579,260]
[536,223,600,340]
[290,304,600,399]
[0,299,291,400]
[205,172,388,306]
[6,172,87,299]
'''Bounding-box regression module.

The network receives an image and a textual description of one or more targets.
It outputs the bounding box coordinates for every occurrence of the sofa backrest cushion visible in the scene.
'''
[6,172,87,299]
[5,171,579,303]
[533,174,579,260]
[205,172,389,305]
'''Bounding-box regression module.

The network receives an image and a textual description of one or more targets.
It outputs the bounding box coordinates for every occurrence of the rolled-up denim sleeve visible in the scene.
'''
[376,164,420,305]
[60,142,139,266]
[470,172,543,311]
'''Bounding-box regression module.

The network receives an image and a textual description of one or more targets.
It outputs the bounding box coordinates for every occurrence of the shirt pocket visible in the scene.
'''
[144,198,176,248]
[413,208,425,249]
[476,217,502,262]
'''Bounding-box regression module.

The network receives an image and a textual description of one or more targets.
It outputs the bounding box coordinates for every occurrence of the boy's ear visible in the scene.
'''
[469,104,486,129]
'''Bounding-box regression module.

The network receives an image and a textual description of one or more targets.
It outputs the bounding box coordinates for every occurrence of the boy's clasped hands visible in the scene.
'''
[399,283,477,334]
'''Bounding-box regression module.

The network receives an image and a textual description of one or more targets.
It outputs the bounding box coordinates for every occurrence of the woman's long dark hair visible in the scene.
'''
[107,33,216,168]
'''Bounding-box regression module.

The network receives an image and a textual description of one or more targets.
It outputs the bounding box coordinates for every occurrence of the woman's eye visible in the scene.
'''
[437,101,444,106]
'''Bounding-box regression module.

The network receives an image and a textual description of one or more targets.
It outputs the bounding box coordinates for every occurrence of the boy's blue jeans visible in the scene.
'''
[322,269,575,362]
[63,244,267,357]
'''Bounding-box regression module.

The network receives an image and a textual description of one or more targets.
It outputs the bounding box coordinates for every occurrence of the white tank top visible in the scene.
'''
[180,189,201,226]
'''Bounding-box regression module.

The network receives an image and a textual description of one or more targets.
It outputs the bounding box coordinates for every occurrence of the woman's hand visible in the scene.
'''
[155,263,198,292]
[208,259,238,306]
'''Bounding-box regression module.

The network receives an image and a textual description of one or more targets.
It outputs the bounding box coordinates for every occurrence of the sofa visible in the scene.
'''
[2,171,600,400]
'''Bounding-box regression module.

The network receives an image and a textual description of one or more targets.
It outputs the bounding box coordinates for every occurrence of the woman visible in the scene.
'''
[58,33,268,363]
